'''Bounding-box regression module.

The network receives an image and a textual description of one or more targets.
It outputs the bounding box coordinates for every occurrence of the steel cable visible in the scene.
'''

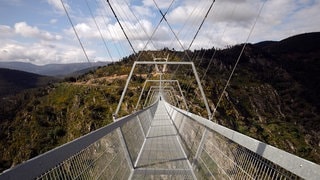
[60,0,92,65]
[106,0,137,54]
[188,0,215,50]
[85,0,114,62]
[211,1,267,119]
[96,0,123,59]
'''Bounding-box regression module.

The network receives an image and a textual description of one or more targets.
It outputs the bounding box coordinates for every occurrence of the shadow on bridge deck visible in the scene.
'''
[1,99,319,180]
[131,100,195,179]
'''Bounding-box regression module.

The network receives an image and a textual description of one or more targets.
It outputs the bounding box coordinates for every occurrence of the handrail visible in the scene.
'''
[164,102,320,180]
[0,101,159,180]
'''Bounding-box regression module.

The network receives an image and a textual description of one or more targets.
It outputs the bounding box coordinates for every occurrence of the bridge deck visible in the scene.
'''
[2,99,319,179]
[132,100,195,179]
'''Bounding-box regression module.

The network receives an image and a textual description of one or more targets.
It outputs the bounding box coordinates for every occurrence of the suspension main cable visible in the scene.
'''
[201,3,238,82]
[169,0,214,82]
[60,0,92,65]
[114,0,142,47]
[185,49,203,94]
[145,0,175,50]
[106,0,136,54]
[152,0,192,61]
[109,0,138,54]
[201,47,217,81]
[168,1,206,82]
[188,0,215,50]
[168,0,200,49]
[85,0,114,62]
[152,0,194,92]
[99,0,128,57]
[133,0,175,62]
[211,1,266,119]
[171,0,215,82]
[123,0,158,50]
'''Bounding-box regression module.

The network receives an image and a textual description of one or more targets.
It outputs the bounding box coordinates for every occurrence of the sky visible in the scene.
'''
[0,0,319,65]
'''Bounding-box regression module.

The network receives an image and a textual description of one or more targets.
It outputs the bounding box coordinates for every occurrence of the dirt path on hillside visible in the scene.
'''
[72,74,148,86]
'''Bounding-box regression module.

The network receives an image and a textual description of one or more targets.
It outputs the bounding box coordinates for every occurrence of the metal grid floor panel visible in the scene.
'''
[132,101,195,179]
[151,118,173,125]
[147,126,177,138]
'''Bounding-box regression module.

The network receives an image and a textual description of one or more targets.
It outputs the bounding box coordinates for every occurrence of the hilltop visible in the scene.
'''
[0,68,58,98]
[198,32,320,163]
[0,61,110,77]
[0,32,319,172]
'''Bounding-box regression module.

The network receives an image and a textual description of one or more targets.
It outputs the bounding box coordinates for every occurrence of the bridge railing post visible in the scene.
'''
[114,62,137,118]
[164,102,320,180]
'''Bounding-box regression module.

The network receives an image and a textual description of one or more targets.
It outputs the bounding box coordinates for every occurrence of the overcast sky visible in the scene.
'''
[0,0,319,65]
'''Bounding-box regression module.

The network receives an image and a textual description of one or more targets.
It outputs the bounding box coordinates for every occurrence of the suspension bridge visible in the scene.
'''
[1,59,320,179]
[1,0,320,179]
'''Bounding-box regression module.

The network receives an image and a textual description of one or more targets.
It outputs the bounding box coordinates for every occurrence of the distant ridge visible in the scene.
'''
[254,32,320,109]
[0,61,110,77]
[0,68,58,97]
[1,32,320,173]
[256,32,320,53]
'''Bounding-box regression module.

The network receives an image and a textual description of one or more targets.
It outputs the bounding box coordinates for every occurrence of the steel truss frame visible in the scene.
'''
[115,61,212,120]
[136,80,188,111]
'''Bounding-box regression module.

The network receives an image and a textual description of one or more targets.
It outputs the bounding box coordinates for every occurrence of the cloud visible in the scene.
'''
[14,22,39,37]
[0,42,55,63]
[247,0,320,43]
[1,0,23,6]
[0,40,97,65]
[0,25,15,38]
[132,5,154,18]
[0,22,97,65]
[50,19,58,24]
[212,2,258,25]
[162,0,320,48]
[1,0,320,65]
[143,0,173,9]
[14,22,62,41]
[64,15,155,42]
[283,0,320,34]
[74,23,93,36]
[47,0,70,14]
[64,22,99,40]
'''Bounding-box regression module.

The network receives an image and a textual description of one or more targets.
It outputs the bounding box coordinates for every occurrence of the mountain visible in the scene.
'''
[0,32,319,173]
[0,61,110,76]
[258,32,320,109]
[261,32,320,53]
[195,32,320,163]
[0,68,58,98]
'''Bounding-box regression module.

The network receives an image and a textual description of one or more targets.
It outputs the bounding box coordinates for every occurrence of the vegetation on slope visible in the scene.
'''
[192,32,320,163]
[0,59,147,172]
[0,32,319,173]
[0,68,58,98]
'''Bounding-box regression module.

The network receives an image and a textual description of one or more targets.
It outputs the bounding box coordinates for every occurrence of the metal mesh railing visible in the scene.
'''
[121,116,145,163]
[197,129,301,179]
[1,99,319,179]
[165,102,320,180]
[0,102,158,180]
[173,111,205,162]
[37,130,131,180]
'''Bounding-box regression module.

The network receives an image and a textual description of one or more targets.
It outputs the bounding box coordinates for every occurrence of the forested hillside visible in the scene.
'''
[1,32,319,173]
[0,68,58,98]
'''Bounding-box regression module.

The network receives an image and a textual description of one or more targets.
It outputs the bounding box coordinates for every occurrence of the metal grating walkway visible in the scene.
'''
[1,99,320,179]
[132,100,195,179]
